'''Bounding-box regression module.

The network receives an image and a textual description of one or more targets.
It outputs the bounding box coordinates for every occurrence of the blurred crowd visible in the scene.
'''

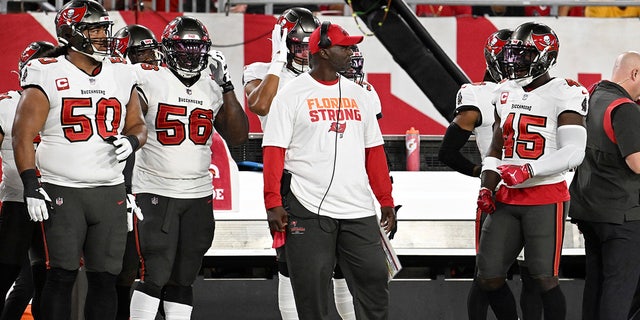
[6,0,640,18]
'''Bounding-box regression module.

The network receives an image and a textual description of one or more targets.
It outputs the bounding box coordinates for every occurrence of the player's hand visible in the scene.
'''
[126,194,143,232]
[20,169,52,222]
[106,135,139,162]
[498,164,533,186]
[208,50,234,93]
[477,187,495,214]
[270,24,288,65]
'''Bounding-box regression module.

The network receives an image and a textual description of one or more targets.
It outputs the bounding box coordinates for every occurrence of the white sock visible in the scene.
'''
[164,300,193,320]
[333,278,355,320]
[130,290,160,320]
[278,273,299,320]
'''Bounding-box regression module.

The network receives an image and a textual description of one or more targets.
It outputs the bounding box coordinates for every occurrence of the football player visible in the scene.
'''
[0,40,55,320]
[475,22,588,320]
[113,24,161,66]
[129,16,248,319]
[112,23,160,320]
[13,1,147,318]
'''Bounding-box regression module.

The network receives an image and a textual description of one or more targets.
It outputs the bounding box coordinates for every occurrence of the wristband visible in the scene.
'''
[482,156,501,174]
[221,81,235,94]
[125,135,140,151]
[267,61,285,76]
[20,169,39,190]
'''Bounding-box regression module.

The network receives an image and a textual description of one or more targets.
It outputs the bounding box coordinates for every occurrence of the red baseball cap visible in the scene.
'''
[308,23,363,54]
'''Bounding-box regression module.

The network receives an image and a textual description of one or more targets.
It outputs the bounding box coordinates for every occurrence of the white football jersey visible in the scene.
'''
[494,78,588,188]
[243,62,298,129]
[262,73,383,219]
[20,57,137,188]
[455,81,498,159]
[0,91,23,201]
[133,64,224,198]
[360,80,382,117]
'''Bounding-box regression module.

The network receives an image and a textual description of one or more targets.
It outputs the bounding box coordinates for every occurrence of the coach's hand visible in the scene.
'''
[380,206,396,235]
[20,169,52,222]
[267,206,288,232]
[126,194,143,232]
[477,187,495,214]
[498,164,533,186]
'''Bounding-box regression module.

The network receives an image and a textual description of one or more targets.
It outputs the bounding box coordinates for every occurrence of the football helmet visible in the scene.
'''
[276,7,319,74]
[113,24,161,65]
[18,41,56,76]
[503,22,559,86]
[161,16,211,78]
[341,45,365,85]
[55,0,113,62]
[484,29,512,82]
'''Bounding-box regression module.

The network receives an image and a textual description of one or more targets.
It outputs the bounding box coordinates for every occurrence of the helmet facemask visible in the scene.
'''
[503,44,555,86]
[163,39,210,78]
[287,41,310,74]
[62,22,114,62]
[342,50,364,85]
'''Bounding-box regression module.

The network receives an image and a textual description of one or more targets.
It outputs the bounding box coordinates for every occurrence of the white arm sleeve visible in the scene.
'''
[529,125,586,176]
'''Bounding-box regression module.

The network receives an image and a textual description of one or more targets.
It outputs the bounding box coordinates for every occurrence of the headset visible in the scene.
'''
[318,21,332,49]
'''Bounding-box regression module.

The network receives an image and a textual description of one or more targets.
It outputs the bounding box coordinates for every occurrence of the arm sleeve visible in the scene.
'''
[263,146,286,210]
[529,125,586,176]
[123,154,135,194]
[438,122,478,177]
[365,145,394,207]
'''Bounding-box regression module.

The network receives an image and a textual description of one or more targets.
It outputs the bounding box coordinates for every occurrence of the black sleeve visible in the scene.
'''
[612,103,640,158]
[438,122,479,177]
[123,153,135,194]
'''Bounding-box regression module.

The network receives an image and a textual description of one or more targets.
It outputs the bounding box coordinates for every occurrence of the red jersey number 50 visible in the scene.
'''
[61,97,122,142]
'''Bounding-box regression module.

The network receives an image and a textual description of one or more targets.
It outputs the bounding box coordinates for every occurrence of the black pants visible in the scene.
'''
[577,219,640,320]
[284,193,389,320]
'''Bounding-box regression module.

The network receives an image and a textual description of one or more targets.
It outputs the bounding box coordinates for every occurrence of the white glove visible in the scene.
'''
[268,25,288,76]
[25,187,52,222]
[208,50,233,93]
[126,194,143,232]
[107,135,138,162]
[271,24,288,64]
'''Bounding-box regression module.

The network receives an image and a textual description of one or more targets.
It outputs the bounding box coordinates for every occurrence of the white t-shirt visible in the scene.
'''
[21,57,137,188]
[133,64,223,198]
[262,73,384,219]
[455,81,498,159]
[243,62,298,130]
[493,78,588,188]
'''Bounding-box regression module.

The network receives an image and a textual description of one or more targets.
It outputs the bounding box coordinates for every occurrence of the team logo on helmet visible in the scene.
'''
[56,7,86,28]
[531,33,558,52]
